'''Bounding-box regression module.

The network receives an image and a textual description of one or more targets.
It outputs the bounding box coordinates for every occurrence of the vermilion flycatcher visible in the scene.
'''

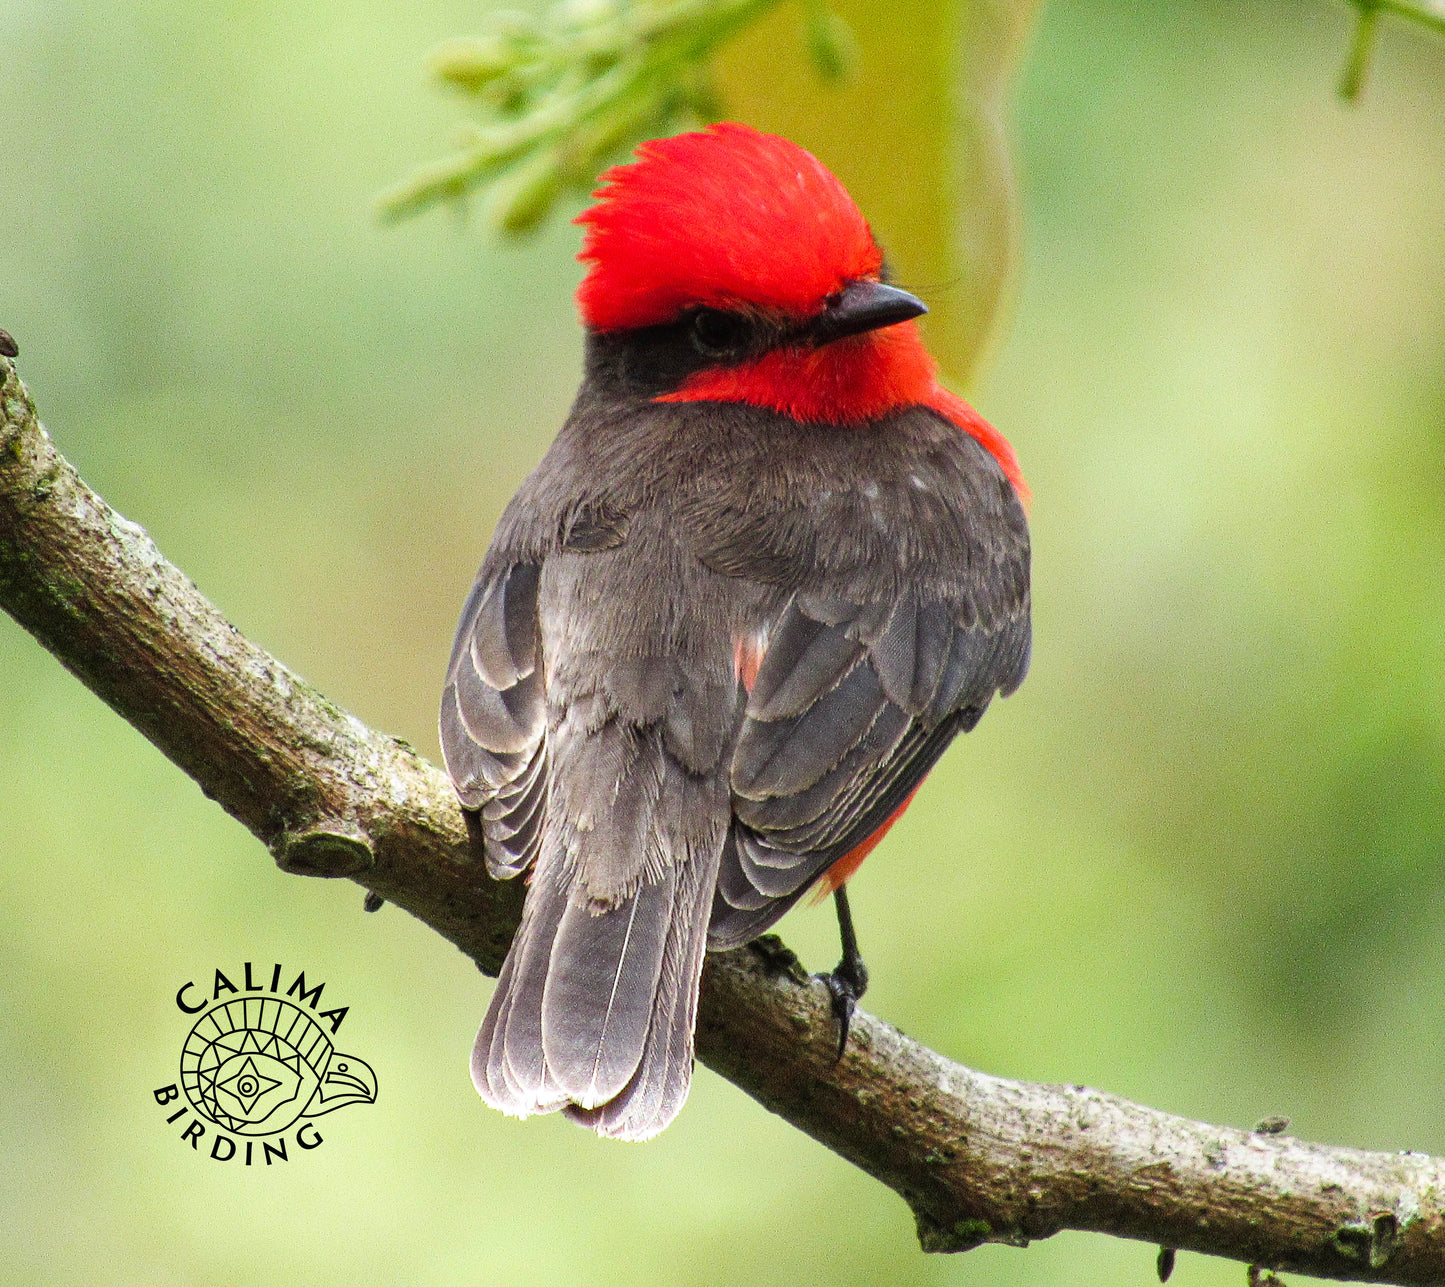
[441,123,1031,1140]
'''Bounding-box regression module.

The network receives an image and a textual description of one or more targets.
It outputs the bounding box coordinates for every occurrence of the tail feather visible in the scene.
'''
[541,870,676,1107]
[474,661,731,1137]
[565,837,716,1140]
[475,815,725,1135]
[472,861,570,1116]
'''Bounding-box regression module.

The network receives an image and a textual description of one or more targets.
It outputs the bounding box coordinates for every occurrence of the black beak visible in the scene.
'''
[808,280,927,346]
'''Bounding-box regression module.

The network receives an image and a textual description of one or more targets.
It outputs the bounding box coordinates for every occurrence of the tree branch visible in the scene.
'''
[379,0,791,231]
[1367,0,1445,38]
[4,351,1445,1280]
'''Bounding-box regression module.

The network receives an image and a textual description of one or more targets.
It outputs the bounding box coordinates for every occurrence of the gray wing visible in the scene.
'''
[708,431,1031,950]
[709,586,1029,948]
[439,561,547,880]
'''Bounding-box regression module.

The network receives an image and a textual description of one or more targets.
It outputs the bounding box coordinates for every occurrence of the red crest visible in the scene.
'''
[576,123,882,331]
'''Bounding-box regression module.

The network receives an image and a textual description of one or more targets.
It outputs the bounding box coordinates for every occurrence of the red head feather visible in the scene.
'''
[574,123,1028,502]
[576,123,882,331]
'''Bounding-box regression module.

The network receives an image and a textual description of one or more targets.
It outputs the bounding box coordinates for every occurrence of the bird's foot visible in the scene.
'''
[819,951,868,1061]
[748,934,811,986]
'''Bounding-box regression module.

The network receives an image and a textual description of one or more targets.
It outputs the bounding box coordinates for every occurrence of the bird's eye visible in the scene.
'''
[689,309,748,358]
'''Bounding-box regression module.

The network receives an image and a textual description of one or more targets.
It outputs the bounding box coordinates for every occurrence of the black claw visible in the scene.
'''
[820,886,868,1060]
[363,890,384,913]
[748,934,810,985]
[821,965,866,1059]
[1157,1246,1176,1283]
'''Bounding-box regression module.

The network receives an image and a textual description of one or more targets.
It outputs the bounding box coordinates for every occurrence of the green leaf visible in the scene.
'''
[717,0,1041,385]
[804,3,858,82]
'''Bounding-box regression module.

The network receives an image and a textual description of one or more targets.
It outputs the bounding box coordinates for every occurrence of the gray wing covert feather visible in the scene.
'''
[439,562,547,879]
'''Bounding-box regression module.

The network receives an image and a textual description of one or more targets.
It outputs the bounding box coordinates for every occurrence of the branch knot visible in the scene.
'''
[273,823,375,877]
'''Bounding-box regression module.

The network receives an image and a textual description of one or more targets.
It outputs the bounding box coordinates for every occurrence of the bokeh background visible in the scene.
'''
[3,1,1445,1283]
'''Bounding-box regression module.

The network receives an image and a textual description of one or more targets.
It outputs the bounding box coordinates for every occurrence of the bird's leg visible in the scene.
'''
[820,885,869,1060]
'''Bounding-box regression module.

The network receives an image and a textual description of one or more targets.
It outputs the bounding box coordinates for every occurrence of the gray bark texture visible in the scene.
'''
[3,353,1443,1280]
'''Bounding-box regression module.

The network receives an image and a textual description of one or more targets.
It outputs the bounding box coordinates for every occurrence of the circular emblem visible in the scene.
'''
[179,996,377,1136]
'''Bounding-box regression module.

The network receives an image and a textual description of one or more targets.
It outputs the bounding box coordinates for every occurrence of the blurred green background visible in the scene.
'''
[3,1,1445,1284]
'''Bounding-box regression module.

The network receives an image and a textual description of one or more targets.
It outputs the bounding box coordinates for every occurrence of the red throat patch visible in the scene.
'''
[657,320,935,425]
[659,333,1031,504]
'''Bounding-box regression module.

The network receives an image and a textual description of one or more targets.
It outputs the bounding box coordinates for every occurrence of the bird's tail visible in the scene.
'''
[472,830,720,1142]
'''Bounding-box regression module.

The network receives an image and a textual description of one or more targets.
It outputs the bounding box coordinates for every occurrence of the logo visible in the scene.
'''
[153,962,378,1165]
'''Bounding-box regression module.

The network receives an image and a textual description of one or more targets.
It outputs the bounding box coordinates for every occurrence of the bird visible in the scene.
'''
[439,122,1031,1141]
